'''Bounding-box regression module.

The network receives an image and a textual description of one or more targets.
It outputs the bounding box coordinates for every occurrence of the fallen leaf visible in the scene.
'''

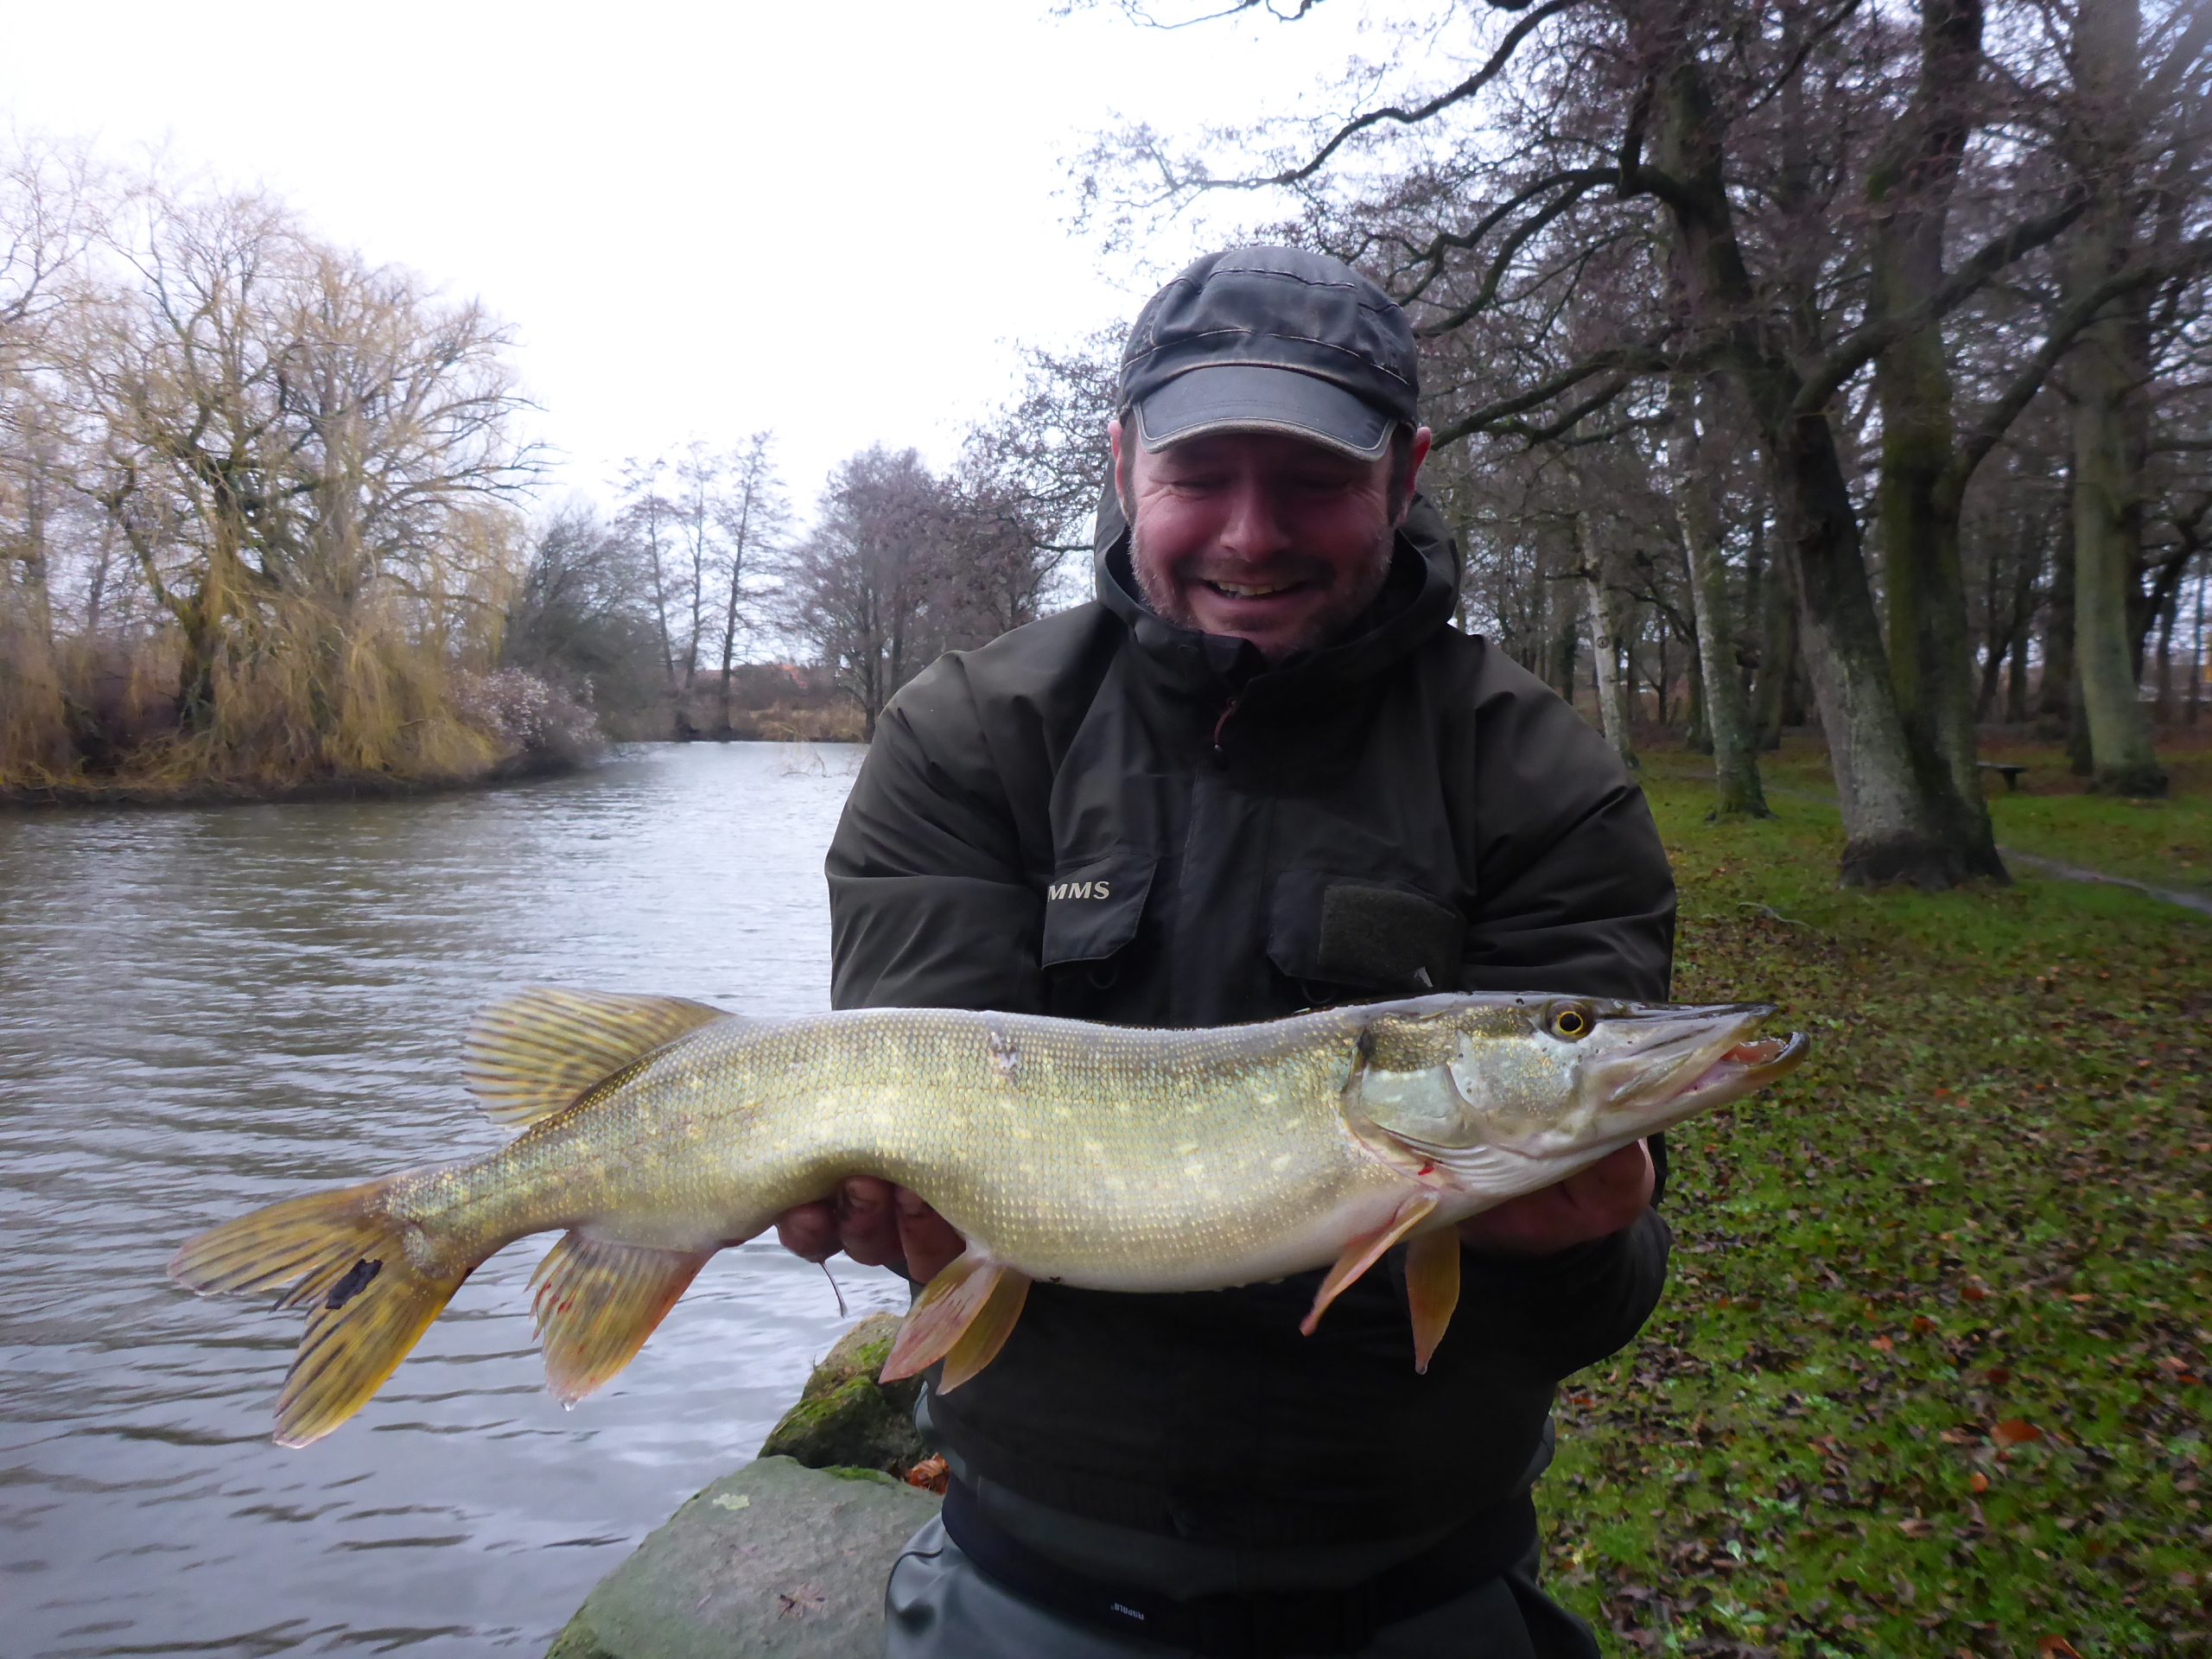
[1970,1472,1990,1494]
[1872,1336,1895,1353]
[1963,1284,1989,1302]
[904,1453,949,1494]
[2037,1639,2082,1658]
[1992,1419,2045,1447]
[1912,1315,1936,1335]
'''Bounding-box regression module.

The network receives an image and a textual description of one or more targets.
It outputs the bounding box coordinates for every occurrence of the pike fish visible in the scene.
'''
[170,988,1807,1446]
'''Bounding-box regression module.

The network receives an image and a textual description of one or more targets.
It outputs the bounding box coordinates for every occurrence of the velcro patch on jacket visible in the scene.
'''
[1314,883,1465,993]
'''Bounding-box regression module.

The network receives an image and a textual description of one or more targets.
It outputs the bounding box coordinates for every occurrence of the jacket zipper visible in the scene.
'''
[1211,696,1239,766]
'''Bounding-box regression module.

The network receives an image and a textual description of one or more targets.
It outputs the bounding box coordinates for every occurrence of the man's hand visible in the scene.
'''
[773,1178,965,1283]
[1456,1140,1654,1257]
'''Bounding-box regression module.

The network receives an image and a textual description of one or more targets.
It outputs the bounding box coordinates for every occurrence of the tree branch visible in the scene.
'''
[1225,0,1587,190]
[1793,191,2092,414]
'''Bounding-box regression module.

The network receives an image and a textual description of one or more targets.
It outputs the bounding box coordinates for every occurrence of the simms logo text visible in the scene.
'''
[1047,880,1111,901]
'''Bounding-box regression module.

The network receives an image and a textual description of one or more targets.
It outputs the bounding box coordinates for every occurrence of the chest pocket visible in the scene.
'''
[1268,871,1466,1001]
[1039,852,1158,973]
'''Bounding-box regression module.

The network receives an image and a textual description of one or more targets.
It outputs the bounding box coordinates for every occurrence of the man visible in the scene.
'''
[777,247,1677,1656]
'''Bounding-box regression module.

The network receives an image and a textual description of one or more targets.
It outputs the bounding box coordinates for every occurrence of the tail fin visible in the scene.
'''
[169,1179,476,1447]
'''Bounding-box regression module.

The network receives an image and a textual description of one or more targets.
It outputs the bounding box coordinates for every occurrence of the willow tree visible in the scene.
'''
[70,183,536,776]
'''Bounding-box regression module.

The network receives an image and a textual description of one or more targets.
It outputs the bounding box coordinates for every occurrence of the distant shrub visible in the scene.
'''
[449,667,602,770]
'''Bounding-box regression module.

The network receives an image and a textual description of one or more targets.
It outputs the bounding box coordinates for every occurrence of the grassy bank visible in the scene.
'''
[1640,732,2209,898]
[1541,765,2210,1656]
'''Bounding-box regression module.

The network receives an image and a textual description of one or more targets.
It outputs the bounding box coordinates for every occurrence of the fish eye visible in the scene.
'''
[1547,1001,1594,1041]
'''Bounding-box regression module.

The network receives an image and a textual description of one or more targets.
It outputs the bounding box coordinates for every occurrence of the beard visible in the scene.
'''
[1129,518,1398,661]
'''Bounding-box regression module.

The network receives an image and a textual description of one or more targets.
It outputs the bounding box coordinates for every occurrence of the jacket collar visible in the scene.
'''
[1088,477,1463,702]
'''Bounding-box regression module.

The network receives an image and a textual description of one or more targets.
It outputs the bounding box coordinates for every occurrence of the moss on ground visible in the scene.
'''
[1538,764,2209,1656]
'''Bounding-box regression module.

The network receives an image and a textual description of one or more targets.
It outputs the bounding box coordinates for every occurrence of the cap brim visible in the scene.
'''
[1134,364,1394,461]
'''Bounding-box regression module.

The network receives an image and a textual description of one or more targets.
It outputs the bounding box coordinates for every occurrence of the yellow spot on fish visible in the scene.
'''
[1174,1141,1198,1156]
[1269,1153,1295,1172]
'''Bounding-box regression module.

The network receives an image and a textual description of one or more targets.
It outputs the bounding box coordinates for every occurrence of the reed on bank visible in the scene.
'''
[0,588,595,804]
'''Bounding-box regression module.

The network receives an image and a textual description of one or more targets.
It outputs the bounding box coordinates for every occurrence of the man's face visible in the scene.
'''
[1110,421,1429,662]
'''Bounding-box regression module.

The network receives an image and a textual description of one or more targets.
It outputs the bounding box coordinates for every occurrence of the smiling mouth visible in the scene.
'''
[1203,578,1307,601]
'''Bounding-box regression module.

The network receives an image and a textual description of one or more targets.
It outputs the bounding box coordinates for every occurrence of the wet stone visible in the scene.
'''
[544,1455,939,1659]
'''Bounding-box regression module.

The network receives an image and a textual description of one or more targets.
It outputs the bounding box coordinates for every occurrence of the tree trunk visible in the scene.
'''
[1751,523,1799,750]
[1668,378,1770,815]
[1637,29,2001,885]
[717,487,752,738]
[1866,0,1999,849]
[2038,493,2076,728]
[1580,514,1637,769]
[2153,582,2177,722]
[2067,0,2167,796]
[1684,644,1711,753]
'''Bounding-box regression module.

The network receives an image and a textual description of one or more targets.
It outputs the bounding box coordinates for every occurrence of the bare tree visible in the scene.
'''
[712,431,786,736]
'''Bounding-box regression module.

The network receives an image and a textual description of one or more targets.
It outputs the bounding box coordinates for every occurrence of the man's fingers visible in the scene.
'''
[774,1199,840,1264]
[836,1177,906,1268]
[774,1181,965,1277]
[1571,1141,1655,1224]
[894,1187,965,1283]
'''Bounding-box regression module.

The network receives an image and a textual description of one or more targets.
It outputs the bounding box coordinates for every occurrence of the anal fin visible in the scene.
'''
[1403,1227,1461,1373]
[1300,1192,1440,1338]
[880,1249,1032,1391]
[531,1231,711,1406]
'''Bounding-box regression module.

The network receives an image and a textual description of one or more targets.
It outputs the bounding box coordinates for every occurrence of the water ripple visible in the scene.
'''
[0,744,890,1656]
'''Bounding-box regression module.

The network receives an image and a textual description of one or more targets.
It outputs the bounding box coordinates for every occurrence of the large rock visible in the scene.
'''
[757,1312,928,1475]
[545,1456,939,1659]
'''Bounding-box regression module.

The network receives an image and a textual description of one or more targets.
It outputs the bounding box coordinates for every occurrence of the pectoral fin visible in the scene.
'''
[1300,1192,1440,1337]
[1403,1227,1461,1373]
[881,1250,1032,1391]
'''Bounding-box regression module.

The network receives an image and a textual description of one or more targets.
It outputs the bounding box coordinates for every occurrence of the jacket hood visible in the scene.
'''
[1088,475,1464,700]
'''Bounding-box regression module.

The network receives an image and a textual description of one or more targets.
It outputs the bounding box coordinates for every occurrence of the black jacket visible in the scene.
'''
[824,489,1677,1551]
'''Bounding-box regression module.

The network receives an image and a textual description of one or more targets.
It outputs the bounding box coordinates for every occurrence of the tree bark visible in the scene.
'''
[1636,22,2001,885]
[2067,0,2168,796]
[1866,0,2001,851]
[1580,512,1637,770]
[2038,492,2076,729]
[1667,379,1770,815]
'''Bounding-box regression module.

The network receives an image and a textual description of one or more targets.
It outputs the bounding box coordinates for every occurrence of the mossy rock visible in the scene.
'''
[757,1312,925,1475]
[546,1456,939,1658]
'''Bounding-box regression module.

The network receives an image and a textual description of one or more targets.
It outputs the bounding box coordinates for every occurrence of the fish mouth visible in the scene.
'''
[1643,1026,1808,1122]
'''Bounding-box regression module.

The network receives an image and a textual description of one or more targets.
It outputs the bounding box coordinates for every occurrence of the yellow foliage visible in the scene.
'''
[0,526,534,800]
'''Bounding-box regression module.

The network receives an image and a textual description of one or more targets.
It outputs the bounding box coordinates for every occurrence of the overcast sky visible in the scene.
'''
[3,0,1389,518]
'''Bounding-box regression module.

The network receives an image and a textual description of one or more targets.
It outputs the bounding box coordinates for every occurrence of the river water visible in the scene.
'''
[0,743,911,1657]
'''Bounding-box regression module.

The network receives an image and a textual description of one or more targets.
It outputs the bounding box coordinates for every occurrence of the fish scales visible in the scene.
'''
[385,1007,1395,1292]
[168,987,1807,1445]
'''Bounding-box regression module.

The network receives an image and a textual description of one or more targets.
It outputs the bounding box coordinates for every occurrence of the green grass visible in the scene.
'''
[1642,733,2209,896]
[1537,771,2211,1657]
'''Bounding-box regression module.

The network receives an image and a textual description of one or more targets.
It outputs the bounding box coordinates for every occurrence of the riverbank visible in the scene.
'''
[0,749,589,810]
[1545,768,2208,1655]
[546,757,2206,1658]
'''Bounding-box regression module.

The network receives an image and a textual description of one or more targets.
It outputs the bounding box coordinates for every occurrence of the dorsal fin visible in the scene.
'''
[462,988,728,1129]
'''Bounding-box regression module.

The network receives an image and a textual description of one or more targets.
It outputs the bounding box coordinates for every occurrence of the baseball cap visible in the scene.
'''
[1118,247,1419,462]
